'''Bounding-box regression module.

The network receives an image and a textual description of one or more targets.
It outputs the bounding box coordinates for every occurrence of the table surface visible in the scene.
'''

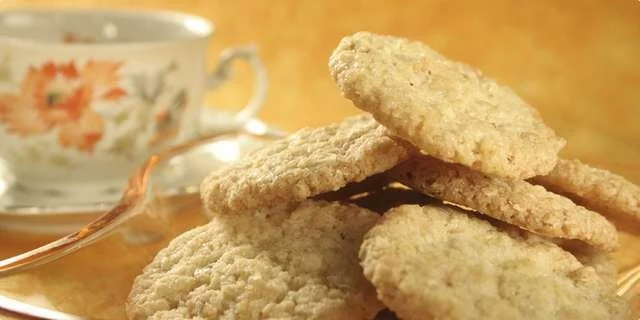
[0,0,639,318]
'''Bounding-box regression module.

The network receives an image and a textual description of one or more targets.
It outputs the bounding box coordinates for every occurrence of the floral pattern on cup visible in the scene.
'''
[0,56,189,161]
[0,60,127,153]
[106,61,189,158]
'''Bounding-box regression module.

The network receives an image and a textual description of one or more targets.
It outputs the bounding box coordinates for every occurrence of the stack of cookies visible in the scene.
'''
[126,32,639,320]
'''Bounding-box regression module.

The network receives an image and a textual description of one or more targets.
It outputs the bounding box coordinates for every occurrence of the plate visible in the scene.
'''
[0,126,285,319]
[0,110,283,235]
[0,140,637,319]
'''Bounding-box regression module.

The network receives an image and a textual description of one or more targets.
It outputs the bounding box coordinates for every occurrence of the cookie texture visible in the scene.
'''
[201,114,411,215]
[389,155,619,251]
[330,32,565,179]
[127,200,383,320]
[531,158,640,223]
[359,204,631,320]
[547,238,619,294]
[346,185,435,214]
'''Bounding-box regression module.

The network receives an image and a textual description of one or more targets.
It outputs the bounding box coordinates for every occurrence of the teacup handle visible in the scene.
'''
[206,45,268,128]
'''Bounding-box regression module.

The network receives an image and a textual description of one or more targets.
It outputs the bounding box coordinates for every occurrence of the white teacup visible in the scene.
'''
[0,9,267,194]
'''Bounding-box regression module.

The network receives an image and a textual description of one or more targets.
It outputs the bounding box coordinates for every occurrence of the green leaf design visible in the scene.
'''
[108,134,136,159]
[49,154,72,167]
[0,54,11,84]
[166,60,179,73]
[171,89,188,110]
[24,145,42,162]
[113,109,132,125]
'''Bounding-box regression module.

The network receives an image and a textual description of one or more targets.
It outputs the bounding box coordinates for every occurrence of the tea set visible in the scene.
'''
[0,8,276,233]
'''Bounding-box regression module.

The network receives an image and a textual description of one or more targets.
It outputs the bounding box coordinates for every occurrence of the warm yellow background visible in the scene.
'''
[0,0,639,319]
[2,0,639,165]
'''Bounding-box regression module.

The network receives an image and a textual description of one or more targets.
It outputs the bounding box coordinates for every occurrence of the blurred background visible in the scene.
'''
[1,0,638,166]
[0,1,638,318]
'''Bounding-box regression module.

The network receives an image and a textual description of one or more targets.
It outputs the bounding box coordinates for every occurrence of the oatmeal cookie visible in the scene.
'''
[388,155,619,251]
[531,158,640,225]
[127,200,382,320]
[330,32,565,179]
[359,204,631,320]
[201,114,412,215]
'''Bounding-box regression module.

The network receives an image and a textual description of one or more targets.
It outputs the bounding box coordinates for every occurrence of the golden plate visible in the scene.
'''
[0,131,637,320]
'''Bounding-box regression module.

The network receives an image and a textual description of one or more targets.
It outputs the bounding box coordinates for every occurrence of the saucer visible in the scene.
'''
[0,110,283,235]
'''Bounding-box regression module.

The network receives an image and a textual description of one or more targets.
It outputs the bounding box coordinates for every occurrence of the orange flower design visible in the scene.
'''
[58,111,105,153]
[0,93,50,135]
[21,61,91,125]
[0,60,128,153]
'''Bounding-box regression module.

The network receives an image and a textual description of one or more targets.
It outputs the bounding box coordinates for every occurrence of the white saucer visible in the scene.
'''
[0,111,283,234]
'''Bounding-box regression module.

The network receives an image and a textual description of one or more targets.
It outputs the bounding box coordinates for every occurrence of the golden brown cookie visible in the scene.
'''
[127,200,383,320]
[531,158,640,225]
[359,204,631,320]
[345,184,435,214]
[312,173,392,203]
[200,114,412,215]
[555,239,619,290]
[330,32,565,179]
[388,154,619,251]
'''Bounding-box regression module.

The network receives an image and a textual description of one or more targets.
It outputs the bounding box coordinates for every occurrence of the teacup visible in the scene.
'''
[0,9,267,195]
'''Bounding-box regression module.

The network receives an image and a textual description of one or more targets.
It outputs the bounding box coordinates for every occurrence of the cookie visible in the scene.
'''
[312,173,392,203]
[200,114,412,215]
[359,204,631,320]
[329,32,565,179]
[312,173,435,214]
[345,185,435,214]
[388,154,619,251]
[530,158,640,224]
[556,240,618,290]
[127,200,383,320]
